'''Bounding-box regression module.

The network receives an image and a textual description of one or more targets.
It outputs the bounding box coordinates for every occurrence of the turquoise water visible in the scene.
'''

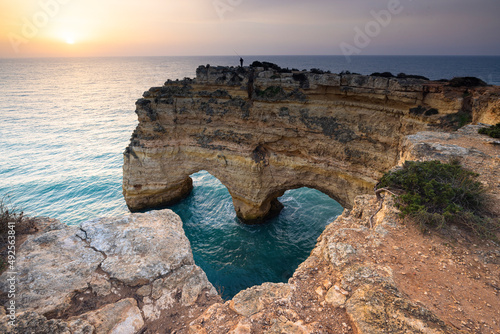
[1,56,499,298]
[170,171,342,299]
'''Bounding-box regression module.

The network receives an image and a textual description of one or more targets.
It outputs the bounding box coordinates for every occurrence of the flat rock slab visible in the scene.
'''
[0,221,104,315]
[0,209,197,323]
[80,210,194,286]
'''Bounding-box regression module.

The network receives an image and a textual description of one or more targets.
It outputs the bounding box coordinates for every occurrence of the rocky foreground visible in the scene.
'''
[1,125,499,333]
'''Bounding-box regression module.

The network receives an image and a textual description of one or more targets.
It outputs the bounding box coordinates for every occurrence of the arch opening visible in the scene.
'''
[168,171,344,299]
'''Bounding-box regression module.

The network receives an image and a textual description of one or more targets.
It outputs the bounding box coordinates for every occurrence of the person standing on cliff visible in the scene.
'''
[240,57,244,67]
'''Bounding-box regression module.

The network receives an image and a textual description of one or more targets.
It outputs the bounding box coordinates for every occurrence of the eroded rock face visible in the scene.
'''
[1,127,498,333]
[0,210,220,334]
[123,65,500,223]
[187,126,499,333]
[188,196,456,334]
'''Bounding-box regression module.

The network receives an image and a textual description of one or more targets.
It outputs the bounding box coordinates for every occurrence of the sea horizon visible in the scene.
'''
[2,54,500,59]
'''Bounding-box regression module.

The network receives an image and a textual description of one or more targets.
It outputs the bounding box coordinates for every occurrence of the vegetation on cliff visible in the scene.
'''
[0,198,35,272]
[378,160,499,239]
[249,61,296,73]
[478,123,500,138]
[370,72,430,80]
[448,77,487,87]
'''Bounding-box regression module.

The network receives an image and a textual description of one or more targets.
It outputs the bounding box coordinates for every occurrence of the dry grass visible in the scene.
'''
[0,197,36,272]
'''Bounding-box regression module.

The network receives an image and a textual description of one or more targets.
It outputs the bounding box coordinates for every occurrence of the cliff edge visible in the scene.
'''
[123,65,500,223]
[1,126,499,333]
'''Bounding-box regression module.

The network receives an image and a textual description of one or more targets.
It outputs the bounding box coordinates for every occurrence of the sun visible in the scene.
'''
[62,32,76,45]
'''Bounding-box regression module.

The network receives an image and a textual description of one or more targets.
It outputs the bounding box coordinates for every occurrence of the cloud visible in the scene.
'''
[1,0,499,57]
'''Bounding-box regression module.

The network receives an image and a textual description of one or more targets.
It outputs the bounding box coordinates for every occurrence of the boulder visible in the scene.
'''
[80,210,193,286]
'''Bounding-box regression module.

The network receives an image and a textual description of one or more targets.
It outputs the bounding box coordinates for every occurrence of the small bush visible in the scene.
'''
[449,77,487,87]
[370,72,395,78]
[292,73,307,81]
[378,160,499,239]
[397,73,430,80]
[310,68,331,74]
[249,61,264,68]
[249,61,294,73]
[255,86,285,99]
[441,111,473,130]
[478,123,500,138]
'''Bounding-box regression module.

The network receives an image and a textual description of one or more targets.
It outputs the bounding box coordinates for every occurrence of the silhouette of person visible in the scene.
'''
[240,57,244,67]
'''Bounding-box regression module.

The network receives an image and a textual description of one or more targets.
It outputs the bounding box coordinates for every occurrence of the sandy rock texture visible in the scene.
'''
[123,65,500,223]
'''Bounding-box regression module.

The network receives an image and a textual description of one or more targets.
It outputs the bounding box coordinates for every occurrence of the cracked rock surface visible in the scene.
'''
[80,210,193,286]
[0,210,220,334]
[0,221,104,316]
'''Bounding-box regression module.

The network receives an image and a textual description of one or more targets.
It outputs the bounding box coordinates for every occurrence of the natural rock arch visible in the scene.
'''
[123,65,499,223]
[123,147,360,223]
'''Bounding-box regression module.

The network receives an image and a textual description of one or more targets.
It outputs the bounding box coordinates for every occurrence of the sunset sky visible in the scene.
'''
[1,0,499,58]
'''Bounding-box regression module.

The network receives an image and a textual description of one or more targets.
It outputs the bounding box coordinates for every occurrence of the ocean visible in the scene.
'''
[1,55,499,298]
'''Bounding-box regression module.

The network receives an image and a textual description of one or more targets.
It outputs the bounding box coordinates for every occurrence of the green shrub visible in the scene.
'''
[255,86,284,99]
[310,68,331,74]
[378,160,498,239]
[441,111,472,130]
[397,73,430,81]
[478,123,500,138]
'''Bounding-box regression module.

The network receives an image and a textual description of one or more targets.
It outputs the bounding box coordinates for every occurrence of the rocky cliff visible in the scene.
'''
[123,65,500,223]
[187,125,500,334]
[2,126,499,333]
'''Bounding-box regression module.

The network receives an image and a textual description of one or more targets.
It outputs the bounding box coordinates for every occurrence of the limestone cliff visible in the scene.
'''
[2,126,499,333]
[123,65,500,222]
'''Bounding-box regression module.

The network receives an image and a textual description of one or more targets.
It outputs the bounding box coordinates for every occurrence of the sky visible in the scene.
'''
[1,0,499,58]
